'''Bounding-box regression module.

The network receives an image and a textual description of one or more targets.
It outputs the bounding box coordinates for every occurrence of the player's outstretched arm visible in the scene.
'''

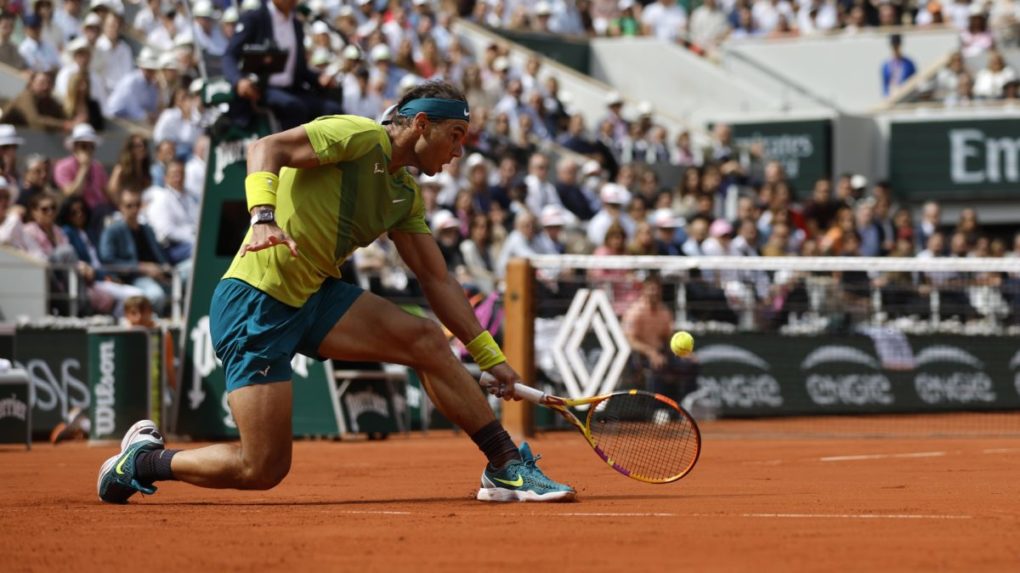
[390,230,522,399]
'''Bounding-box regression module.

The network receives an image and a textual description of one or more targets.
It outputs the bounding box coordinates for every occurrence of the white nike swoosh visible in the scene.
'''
[392,198,407,203]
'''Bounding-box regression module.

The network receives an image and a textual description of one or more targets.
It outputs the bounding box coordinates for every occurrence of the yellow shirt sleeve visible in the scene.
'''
[303,115,388,165]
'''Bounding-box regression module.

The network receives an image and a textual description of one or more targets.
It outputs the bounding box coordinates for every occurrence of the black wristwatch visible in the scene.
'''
[250,206,276,226]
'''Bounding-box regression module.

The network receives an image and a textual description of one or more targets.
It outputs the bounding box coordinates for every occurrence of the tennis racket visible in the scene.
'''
[480,374,701,484]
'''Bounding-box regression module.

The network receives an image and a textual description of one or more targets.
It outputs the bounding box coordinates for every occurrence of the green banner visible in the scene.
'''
[178,117,343,440]
[889,117,1020,200]
[0,370,31,448]
[487,27,590,74]
[88,328,153,441]
[732,119,832,194]
[682,331,1020,417]
[13,327,89,434]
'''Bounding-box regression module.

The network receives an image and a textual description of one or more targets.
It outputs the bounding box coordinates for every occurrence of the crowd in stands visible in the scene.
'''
[465,0,1020,51]
[0,0,1018,328]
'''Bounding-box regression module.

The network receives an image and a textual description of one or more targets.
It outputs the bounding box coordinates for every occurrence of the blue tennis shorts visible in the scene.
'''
[209,277,364,392]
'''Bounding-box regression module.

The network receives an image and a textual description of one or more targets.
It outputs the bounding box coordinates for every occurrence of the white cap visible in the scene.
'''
[309,47,332,68]
[968,2,986,16]
[173,33,195,48]
[370,43,392,61]
[492,56,510,72]
[222,7,239,22]
[65,122,102,149]
[419,172,442,187]
[188,77,204,94]
[431,210,461,233]
[412,0,428,5]
[600,183,631,205]
[90,0,124,15]
[191,0,215,18]
[159,51,180,70]
[83,12,103,27]
[581,160,601,177]
[136,47,160,69]
[311,20,330,35]
[241,0,261,12]
[540,205,568,227]
[342,45,361,60]
[0,175,9,189]
[651,208,685,229]
[605,91,623,106]
[637,100,654,116]
[465,153,487,170]
[850,174,869,190]
[65,36,90,54]
[357,0,373,5]
[619,0,635,9]
[398,73,420,92]
[535,1,552,15]
[338,5,355,17]
[0,124,24,147]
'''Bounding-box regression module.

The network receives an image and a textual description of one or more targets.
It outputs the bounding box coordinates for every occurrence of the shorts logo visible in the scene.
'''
[374,163,385,174]
[257,365,271,377]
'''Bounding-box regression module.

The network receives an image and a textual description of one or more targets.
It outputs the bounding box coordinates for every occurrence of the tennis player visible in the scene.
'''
[98,82,575,503]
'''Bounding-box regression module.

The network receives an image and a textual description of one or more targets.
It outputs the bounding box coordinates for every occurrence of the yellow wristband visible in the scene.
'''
[466,331,506,370]
[245,171,279,211]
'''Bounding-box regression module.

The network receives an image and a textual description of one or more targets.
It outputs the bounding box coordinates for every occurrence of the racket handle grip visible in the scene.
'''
[479,373,546,404]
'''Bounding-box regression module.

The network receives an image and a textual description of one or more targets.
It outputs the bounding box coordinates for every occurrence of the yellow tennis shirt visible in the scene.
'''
[224,115,430,307]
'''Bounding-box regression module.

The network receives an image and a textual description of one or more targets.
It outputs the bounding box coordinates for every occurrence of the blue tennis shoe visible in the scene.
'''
[97,420,165,504]
[477,442,576,502]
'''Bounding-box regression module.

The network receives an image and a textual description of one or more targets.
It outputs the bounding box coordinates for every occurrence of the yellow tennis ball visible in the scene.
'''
[670,331,694,357]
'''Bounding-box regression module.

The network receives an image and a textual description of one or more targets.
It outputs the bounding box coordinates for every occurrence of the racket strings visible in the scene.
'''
[589,393,700,482]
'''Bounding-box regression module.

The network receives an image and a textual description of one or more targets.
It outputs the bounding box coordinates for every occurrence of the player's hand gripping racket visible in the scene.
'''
[480,374,701,484]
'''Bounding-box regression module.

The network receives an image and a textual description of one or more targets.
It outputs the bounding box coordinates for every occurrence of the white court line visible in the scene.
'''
[820,451,945,462]
[741,513,972,520]
[545,512,678,517]
[982,448,1020,454]
[337,510,412,515]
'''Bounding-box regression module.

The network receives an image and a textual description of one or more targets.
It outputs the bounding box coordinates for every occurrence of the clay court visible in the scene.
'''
[3,415,1019,572]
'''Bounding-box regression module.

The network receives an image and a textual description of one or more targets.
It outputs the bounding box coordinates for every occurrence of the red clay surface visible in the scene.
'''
[2,428,1020,572]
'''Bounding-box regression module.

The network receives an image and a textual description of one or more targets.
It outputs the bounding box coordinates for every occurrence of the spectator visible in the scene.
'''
[460,213,499,294]
[343,68,384,119]
[2,71,68,132]
[855,199,883,256]
[651,208,686,255]
[54,36,103,109]
[430,209,467,279]
[0,12,27,70]
[54,123,111,211]
[682,215,710,256]
[802,176,839,238]
[17,153,56,211]
[973,51,1017,99]
[99,188,171,313]
[627,220,657,255]
[523,153,563,217]
[144,158,197,264]
[0,125,24,201]
[588,182,635,246]
[153,87,201,160]
[689,0,730,49]
[600,91,629,141]
[945,72,975,105]
[122,295,156,328]
[221,7,240,43]
[131,0,162,36]
[496,210,552,278]
[0,177,26,248]
[106,49,161,122]
[61,67,105,132]
[184,135,208,199]
[933,51,965,100]
[191,1,227,57]
[81,11,103,47]
[554,156,597,222]
[57,195,144,315]
[461,153,496,213]
[954,207,980,246]
[536,204,570,255]
[641,0,688,42]
[53,0,84,44]
[881,34,917,97]
[623,274,692,401]
[819,205,856,255]
[93,12,134,100]
[608,0,641,37]
[108,134,153,200]
[19,13,61,73]
[961,5,994,58]
[223,0,343,130]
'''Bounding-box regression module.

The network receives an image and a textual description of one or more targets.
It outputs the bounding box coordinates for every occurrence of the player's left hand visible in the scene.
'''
[484,362,524,402]
[241,223,299,257]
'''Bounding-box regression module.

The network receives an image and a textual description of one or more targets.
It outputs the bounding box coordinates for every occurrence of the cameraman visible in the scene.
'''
[223,0,342,130]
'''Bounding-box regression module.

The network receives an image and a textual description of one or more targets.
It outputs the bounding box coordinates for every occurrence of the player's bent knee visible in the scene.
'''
[407,320,452,369]
[237,452,291,490]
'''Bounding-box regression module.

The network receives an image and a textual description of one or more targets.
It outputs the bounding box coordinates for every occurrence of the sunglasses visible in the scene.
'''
[37,205,55,213]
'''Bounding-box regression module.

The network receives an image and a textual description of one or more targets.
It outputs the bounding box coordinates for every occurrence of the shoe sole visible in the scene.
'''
[476,487,576,502]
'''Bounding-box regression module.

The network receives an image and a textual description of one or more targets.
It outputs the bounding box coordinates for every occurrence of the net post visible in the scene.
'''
[502,258,535,439]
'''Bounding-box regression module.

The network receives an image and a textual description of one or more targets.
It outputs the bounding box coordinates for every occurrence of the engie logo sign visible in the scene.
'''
[690,344,783,411]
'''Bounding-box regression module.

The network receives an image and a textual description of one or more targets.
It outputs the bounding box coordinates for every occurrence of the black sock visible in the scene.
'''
[135,449,179,482]
[470,420,522,469]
